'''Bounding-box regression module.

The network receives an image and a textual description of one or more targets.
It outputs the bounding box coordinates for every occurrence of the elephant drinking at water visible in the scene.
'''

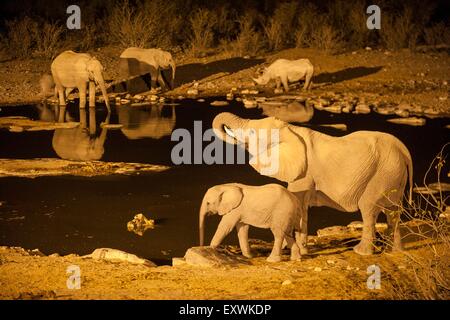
[212,112,413,255]
[51,50,111,123]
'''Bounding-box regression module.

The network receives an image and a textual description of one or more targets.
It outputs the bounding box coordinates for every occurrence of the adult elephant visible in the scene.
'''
[119,47,176,93]
[212,112,413,255]
[51,50,111,123]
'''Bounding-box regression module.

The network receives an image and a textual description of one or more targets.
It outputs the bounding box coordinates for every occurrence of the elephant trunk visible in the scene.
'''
[199,197,208,246]
[94,69,111,113]
[170,61,176,90]
[212,112,249,145]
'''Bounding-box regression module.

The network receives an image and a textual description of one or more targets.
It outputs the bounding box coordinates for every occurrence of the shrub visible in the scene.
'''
[424,22,450,46]
[310,24,344,54]
[5,16,38,58]
[382,145,450,299]
[33,21,64,59]
[263,1,299,51]
[227,14,263,57]
[107,0,180,49]
[294,3,322,48]
[188,8,216,57]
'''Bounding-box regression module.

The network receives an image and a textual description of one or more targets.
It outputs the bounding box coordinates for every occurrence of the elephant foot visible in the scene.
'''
[266,255,282,263]
[242,251,253,259]
[353,241,374,256]
[299,246,309,255]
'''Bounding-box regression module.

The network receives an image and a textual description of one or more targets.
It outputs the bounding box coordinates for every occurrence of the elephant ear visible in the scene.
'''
[217,186,243,216]
[250,125,307,183]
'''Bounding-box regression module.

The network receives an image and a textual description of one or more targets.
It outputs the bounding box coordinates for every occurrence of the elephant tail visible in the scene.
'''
[407,156,413,205]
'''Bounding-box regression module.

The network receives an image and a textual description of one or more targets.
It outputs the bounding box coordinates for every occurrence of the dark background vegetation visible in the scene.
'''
[0,0,449,59]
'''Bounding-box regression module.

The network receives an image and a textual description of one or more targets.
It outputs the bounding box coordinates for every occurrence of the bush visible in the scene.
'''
[33,21,64,59]
[5,16,38,58]
[380,6,418,49]
[263,1,299,51]
[310,24,344,54]
[107,0,180,49]
[424,23,450,46]
[382,144,450,300]
[227,14,263,57]
[294,3,321,48]
[188,8,216,57]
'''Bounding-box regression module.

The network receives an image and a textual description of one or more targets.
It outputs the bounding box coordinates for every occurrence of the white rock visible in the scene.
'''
[274,88,283,94]
[187,88,198,95]
[354,104,371,114]
[314,267,322,272]
[326,260,335,265]
[210,100,229,107]
[387,117,426,126]
[172,257,187,266]
[87,248,156,267]
[282,280,292,286]
[197,99,205,103]
[120,99,130,104]
[226,93,234,100]
[324,105,342,114]
[149,95,159,101]
[184,246,251,267]
[243,99,258,109]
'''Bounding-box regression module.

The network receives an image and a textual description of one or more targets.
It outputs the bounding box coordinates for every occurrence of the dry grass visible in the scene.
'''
[4,17,38,58]
[382,144,450,299]
[424,23,450,46]
[310,24,344,54]
[225,14,263,57]
[263,1,298,51]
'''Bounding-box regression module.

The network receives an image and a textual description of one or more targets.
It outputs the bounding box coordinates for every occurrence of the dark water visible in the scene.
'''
[0,99,448,265]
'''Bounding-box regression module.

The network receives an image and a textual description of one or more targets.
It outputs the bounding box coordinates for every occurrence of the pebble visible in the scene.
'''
[326,260,335,265]
[187,88,198,95]
[197,99,205,102]
[314,267,322,272]
[243,99,258,109]
[282,280,293,286]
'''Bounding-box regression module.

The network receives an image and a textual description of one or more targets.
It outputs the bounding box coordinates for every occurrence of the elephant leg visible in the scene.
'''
[236,222,252,258]
[267,229,284,262]
[56,85,66,123]
[285,235,301,261]
[304,74,313,90]
[275,77,281,91]
[149,68,158,90]
[281,77,289,92]
[384,206,403,252]
[79,109,87,129]
[210,211,240,248]
[157,69,167,89]
[89,81,96,108]
[354,204,380,255]
[78,83,87,128]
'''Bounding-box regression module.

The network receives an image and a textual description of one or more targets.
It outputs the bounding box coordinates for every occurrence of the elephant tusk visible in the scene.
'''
[224,125,235,138]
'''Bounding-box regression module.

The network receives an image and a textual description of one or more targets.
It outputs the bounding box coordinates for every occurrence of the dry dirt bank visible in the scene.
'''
[1,226,448,300]
[0,47,449,114]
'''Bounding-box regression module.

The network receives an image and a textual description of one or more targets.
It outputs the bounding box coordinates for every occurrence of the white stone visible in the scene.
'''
[282,280,292,286]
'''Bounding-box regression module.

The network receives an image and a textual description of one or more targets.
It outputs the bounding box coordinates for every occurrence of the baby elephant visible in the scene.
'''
[199,183,308,262]
[253,58,314,92]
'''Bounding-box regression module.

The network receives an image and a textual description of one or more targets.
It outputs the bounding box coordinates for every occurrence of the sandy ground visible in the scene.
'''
[0,47,449,114]
[0,230,447,300]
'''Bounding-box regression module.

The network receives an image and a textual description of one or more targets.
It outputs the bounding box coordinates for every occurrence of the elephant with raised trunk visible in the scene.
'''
[51,50,111,123]
[119,47,176,93]
[253,58,314,92]
[199,183,309,262]
[212,112,413,255]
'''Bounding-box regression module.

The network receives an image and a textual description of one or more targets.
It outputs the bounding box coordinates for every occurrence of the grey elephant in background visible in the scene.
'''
[119,47,176,92]
[253,58,314,92]
[118,105,176,140]
[199,183,308,262]
[51,50,111,123]
[212,112,413,256]
[259,101,314,123]
[52,109,110,161]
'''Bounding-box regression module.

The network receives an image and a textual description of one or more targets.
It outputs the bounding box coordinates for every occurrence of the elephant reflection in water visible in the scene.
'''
[118,105,176,140]
[260,101,313,123]
[52,109,110,161]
